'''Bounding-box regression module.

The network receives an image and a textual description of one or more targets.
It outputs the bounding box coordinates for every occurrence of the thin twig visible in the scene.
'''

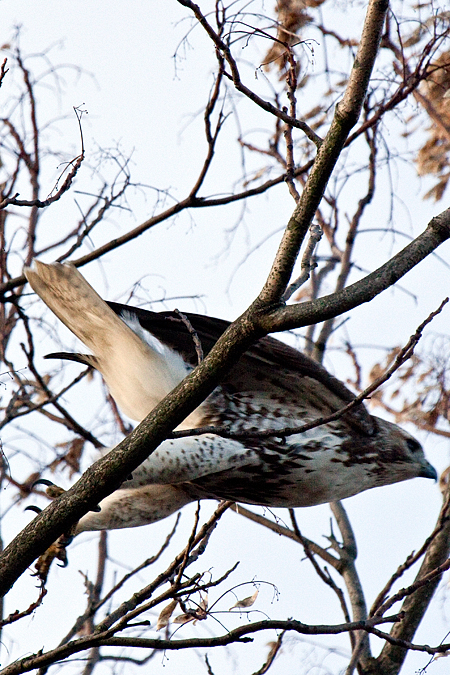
[0,614,405,675]
[289,509,352,625]
[233,504,340,568]
[369,489,450,617]
[176,1,323,147]
[282,223,323,301]
[0,58,8,88]
[0,107,85,212]
[173,310,204,364]
[0,584,47,628]
[251,630,286,675]
[95,501,232,633]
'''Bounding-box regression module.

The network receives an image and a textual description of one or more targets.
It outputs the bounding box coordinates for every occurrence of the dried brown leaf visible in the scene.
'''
[199,593,208,611]
[156,599,177,630]
[49,437,85,477]
[173,612,196,625]
[229,589,259,610]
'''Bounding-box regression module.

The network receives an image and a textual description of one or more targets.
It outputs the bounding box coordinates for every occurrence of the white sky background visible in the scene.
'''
[1,2,450,674]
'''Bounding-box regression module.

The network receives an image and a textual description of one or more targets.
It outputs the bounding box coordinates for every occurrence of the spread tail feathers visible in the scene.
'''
[25,261,189,421]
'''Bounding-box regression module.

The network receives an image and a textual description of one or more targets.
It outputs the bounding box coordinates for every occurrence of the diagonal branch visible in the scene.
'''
[256,0,389,305]
[265,207,450,332]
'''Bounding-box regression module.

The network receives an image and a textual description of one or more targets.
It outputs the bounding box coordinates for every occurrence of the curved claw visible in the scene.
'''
[25,505,42,515]
[31,478,55,490]
[32,478,99,511]
[31,480,66,500]
[57,559,69,568]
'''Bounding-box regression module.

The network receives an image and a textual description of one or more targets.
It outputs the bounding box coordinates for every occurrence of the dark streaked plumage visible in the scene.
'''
[24,261,436,534]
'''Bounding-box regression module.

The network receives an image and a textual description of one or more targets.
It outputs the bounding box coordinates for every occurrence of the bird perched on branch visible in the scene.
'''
[25,261,436,536]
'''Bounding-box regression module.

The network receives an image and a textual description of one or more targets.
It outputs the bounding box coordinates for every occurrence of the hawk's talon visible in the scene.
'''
[32,478,101,512]
[32,530,75,582]
[31,478,55,488]
[25,505,42,515]
[26,480,79,582]
[31,478,66,500]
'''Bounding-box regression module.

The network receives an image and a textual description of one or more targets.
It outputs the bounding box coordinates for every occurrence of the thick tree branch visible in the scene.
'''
[330,501,371,669]
[263,207,450,332]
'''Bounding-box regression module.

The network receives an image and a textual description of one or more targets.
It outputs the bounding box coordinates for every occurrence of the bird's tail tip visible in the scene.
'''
[25,259,76,283]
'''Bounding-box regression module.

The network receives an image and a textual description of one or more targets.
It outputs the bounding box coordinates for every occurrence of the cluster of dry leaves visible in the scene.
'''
[416,50,450,201]
[366,338,450,439]
[156,589,259,630]
[267,2,450,201]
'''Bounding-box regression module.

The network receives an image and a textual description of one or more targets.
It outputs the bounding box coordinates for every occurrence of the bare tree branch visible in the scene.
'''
[0,614,404,675]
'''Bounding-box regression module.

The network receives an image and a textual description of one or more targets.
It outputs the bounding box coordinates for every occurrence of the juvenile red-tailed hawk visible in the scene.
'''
[25,261,436,535]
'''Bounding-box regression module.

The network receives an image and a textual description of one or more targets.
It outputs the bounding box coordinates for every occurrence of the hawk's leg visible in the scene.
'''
[26,479,99,582]
[33,531,76,583]
[76,483,195,532]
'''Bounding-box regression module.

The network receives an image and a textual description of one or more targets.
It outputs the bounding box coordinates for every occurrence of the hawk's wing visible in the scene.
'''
[26,261,371,433]
[106,302,375,436]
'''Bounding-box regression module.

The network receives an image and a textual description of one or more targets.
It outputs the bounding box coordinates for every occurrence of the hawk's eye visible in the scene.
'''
[406,438,421,453]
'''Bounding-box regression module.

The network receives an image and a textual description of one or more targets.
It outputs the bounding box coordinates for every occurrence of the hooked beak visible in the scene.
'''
[419,461,438,481]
